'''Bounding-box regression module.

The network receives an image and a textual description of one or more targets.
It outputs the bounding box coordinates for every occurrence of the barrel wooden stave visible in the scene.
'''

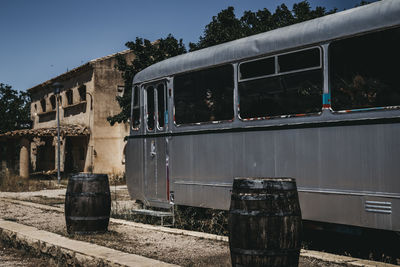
[229,177,302,267]
[65,173,111,234]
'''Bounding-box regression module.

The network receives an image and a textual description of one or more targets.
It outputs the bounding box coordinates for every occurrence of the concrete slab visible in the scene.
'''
[0,219,178,267]
[300,249,398,267]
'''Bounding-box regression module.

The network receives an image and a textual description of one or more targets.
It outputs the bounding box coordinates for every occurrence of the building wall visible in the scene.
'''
[91,53,134,175]
[30,66,94,130]
[28,50,134,175]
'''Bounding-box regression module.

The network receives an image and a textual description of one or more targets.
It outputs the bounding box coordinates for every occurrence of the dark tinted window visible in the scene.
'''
[132,86,140,130]
[240,57,275,80]
[239,70,322,118]
[330,27,400,110]
[133,85,139,107]
[278,48,320,73]
[157,84,166,128]
[174,65,234,124]
[146,86,155,131]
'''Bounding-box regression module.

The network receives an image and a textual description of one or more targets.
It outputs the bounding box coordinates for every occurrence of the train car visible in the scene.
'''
[126,0,400,232]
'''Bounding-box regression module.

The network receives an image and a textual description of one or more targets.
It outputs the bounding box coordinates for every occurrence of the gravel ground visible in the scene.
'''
[0,187,341,267]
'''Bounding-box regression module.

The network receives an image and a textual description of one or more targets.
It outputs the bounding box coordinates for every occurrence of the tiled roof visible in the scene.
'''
[0,125,90,138]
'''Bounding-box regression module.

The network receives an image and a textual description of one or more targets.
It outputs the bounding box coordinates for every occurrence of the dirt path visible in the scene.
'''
[0,198,231,266]
[0,188,342,267]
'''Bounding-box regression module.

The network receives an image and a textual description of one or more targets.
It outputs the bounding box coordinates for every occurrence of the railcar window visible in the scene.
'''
[157,84,166,128]
[278,48,320,73]
[239,70,322,118]
[174,64,234,124]
[146,86,155,131]
[330,27,400,110]
[132,86,140,130]
[240,57,275,80]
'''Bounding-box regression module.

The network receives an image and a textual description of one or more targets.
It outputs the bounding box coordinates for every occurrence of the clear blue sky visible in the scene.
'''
[0,0,371,92]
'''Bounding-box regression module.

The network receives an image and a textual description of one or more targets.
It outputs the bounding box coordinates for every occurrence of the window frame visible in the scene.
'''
[142,79,168,132]
[328,27,400,114]
[172,64,235,127]
[155,83,167,131]
[144,85,155,132]
[238,46,322,83]
[237,46,323,121]
[131,85,141,131]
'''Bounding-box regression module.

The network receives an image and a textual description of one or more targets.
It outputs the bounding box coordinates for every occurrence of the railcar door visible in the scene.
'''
[144,82,169,206]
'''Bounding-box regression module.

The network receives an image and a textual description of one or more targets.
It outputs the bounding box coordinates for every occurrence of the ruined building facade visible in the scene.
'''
[0,50,134,177]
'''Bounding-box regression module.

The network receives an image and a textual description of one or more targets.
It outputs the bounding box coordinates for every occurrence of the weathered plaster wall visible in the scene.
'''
[27,50,134,175]
[91,53,134,175]
[30,67,94,130]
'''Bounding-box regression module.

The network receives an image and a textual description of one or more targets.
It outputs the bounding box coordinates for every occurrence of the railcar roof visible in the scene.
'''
[133,0,400,84]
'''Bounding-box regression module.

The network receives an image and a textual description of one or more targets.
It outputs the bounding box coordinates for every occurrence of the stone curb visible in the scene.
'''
[0,219,178,267]
[1,197,397,267]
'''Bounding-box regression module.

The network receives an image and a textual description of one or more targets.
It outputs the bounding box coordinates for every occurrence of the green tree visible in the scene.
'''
[109,1,357,124]
[107,34,186,125]
[189,6,245,51]
[0,83,31,133]
[190,1,336,51]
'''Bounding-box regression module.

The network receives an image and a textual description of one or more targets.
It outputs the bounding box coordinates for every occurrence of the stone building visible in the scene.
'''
[0,50,134,178]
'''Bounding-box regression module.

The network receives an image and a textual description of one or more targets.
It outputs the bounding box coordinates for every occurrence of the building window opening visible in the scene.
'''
[66,90,73,105]
[117,85,124,97]
[40,99,46,113]
[50,95,56,110]
[78,85,86,101]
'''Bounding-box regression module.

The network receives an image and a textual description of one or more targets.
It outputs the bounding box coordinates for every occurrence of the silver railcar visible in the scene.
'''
[126,0,400,232]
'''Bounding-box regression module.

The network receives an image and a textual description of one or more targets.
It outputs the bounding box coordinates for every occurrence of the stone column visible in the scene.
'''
[53,136,65,173]
[60,136,65,172]
[19,138,30,179]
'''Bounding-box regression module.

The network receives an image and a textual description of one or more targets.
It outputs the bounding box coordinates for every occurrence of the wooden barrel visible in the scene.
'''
[65,173,111,234]
[228,177,302,267]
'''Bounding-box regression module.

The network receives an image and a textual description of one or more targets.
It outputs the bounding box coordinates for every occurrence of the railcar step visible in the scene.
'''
[131,208,175,226]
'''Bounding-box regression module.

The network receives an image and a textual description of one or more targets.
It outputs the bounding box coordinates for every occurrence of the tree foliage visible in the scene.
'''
[110,1,340,124]
[107,34,186,125]
[189,1,336,51]
[0,83,31,133]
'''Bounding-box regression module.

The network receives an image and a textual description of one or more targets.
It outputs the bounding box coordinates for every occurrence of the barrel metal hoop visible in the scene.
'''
[70,177,107,182]
[68,230,107,234]
[66,216,110,220]
[234,180,297,191]
[229,209,301,217]
[66,192,110,197]
[231,247,300,256]
[231,192,298,201]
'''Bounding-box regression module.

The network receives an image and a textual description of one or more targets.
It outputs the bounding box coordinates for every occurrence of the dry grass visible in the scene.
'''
[0,172,64,192]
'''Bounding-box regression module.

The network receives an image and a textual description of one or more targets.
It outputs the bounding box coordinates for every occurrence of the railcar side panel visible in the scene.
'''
[169,122,400,231]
